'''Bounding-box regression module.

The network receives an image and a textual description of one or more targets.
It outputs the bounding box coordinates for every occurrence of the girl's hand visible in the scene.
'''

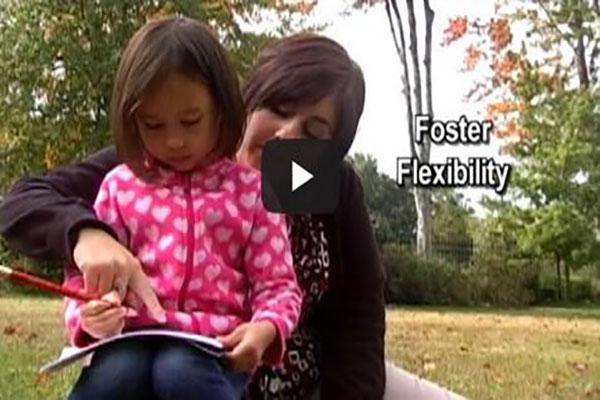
[80,290,132,339]
[74,228,166,323]
[217,321,277,372]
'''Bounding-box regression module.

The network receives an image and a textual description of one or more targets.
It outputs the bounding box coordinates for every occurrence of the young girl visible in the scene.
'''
[62,16,302,400]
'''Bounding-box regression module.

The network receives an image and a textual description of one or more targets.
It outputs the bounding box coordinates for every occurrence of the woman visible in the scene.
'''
[0,32,464,400]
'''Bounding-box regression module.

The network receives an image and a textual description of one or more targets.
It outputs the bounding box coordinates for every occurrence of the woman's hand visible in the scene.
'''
[217,321,277,372]
[80,290,134,339]
[73,228,166,323]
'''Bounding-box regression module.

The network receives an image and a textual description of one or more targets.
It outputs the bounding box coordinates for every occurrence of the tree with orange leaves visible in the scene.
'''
[446,0,600,301]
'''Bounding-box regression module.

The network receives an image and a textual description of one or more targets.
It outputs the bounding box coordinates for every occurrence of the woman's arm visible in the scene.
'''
[0,145,166,320]
[319,161,386,400]
[0,146,119,262]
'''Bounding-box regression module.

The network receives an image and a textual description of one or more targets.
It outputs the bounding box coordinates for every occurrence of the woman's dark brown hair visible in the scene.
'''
[111,16,244,178]
[243,33,365,156]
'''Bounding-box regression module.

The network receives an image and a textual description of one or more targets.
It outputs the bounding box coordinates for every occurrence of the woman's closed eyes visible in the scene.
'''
[269,106,332,140]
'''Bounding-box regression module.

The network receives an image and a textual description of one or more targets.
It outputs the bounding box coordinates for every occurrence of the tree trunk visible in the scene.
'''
[385,0,435,256]
[571,2,590,88]
[565,262,571,302]
[386,0,418,159]
[421,0,434,162]
[555,252,562,301]
[415,187,432,256]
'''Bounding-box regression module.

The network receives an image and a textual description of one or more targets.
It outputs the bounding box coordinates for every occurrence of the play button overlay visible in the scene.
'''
[261,139,340,214]
[292,161,313,192]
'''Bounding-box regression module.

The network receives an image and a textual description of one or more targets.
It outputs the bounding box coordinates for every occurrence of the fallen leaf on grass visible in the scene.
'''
[424,362,436,373]
[546,375,559,387]
[3,325,17,335]
[568,361,588,373]
[583,384,600,398]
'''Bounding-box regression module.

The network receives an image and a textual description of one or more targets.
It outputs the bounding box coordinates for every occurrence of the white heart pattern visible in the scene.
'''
[216,279,230,294]
[145,225,159,242]
[216,227,233,243]
[174,196,187,208]
[234,293,245,307]
[193,199,204,211]
[156,188,169,199]
[209,315,229,332]
[254,252,272,269]
[194,250,206,264]
[274,264,289,277]
[140,248,156,265]
[117,190,135,207]
[174,246,186,263]
[96,189,108,205]
[152,206,171,223]
[205,264,221,281]
[105,209,118,224]
[241,221,251,237]
[173,218,187,233]
[204,176,219,190]
[163,263,176,279]
[239,171,257,184]
[188,278,203,291]
[195,222,205,238]
[135,196,153,214]
[223,180,236,193]
[270,236,285,253]
[228,244,239,260]
[128,218,139,235]
[267,213,281,225]
[239,192,257,209]
[172,186,184,197]
[159,235,174,251]
[251,226,268,243]
[225,200,238,218]
[175,313,193,327]
[118,169,134,181]
[207,192,223,200]
[204,237,213,252]
[205,209,223,226]
[108,180,117,194]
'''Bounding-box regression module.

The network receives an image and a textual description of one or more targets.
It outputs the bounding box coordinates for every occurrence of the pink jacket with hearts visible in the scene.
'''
[63,158,302,365]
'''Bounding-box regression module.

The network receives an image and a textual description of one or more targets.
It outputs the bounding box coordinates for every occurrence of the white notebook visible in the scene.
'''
[39,329,223,374]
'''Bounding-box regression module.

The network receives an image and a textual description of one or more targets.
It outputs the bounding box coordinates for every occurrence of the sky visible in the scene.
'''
[310,0,507,213]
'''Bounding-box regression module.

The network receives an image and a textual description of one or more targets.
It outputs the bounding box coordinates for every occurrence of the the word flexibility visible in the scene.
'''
[396,115,512,194]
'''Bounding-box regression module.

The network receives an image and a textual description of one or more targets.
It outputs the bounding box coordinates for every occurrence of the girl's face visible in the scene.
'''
[135,72,220,172]
[237,96,337,169]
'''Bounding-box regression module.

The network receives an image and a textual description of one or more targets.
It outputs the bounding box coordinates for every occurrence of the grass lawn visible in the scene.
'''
[386,306,600,399]
[1,297,599,399]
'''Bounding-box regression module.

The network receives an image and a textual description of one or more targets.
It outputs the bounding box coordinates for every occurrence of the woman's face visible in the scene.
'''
[236,96,337,169]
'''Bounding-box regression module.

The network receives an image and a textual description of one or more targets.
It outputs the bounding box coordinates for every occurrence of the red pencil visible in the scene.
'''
[0,264,97,302]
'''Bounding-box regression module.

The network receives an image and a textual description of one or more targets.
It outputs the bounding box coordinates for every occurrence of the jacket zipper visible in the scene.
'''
[177,173,195,309]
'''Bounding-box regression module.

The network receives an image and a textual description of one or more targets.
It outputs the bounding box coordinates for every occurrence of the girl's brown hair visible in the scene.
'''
[243,34,365,157]
[111,16,244,178]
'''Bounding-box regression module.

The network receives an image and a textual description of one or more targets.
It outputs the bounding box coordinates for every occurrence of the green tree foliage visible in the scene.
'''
[447,0,600,300]
[431,189,475,264]
[347,153,416,245]
[0,0,306,192]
